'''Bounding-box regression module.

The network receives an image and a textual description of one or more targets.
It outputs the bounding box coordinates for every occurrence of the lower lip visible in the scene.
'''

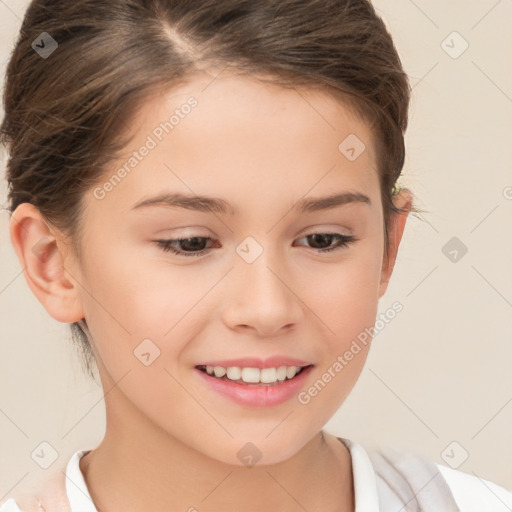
[195,366,314,407]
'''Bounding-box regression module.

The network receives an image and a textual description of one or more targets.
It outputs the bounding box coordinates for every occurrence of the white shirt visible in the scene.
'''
[1,438,511,511]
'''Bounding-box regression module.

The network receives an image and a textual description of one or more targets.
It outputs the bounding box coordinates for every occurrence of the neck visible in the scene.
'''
[79,391,354,512]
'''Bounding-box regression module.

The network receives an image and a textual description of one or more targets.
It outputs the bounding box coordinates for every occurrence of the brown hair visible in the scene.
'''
[1,0,419,380]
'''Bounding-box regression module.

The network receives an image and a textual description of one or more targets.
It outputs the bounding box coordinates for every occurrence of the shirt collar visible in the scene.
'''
[338,437,380,511]
[65,449,97,511]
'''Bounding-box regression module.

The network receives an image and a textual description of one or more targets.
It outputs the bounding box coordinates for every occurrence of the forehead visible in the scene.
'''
[89,71,379,216]
[144,71,375,151]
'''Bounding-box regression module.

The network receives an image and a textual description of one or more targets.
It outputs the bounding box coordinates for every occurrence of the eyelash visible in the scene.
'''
[154,233,357,258]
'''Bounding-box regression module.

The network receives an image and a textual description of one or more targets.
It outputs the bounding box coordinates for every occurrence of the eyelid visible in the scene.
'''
[297,225,353,237]
[154,231,357,257]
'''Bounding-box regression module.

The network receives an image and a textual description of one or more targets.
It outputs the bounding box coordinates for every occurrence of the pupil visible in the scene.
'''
[182,237,205,251]
[309,234,332,249]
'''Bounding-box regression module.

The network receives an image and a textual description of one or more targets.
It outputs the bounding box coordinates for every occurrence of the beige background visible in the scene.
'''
[1,0,511,500]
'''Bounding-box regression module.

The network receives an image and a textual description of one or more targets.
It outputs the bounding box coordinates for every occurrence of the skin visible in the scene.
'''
[10,70,411,512]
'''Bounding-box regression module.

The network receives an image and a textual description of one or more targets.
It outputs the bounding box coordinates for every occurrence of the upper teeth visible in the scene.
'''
[205,365,302,384]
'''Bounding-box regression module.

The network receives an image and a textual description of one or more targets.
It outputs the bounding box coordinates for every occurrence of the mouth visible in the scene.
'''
[195,364,313,386]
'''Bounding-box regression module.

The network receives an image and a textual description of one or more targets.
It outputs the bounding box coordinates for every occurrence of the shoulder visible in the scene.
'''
[0,497,29,511]
[362,441,512,512]
[0,486,47,511]
[436,463,512,512]
[0,482,73,512]
[0,483,70,512]
[0,499,20,512]
[0,451,78,512]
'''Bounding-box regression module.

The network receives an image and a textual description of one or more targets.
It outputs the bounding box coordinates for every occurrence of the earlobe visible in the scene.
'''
[9,202,85,323]
[378,190,412,298]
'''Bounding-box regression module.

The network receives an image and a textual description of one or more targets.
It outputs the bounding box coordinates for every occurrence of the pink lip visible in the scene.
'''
[197,356,311,368]
[194,365,314,407]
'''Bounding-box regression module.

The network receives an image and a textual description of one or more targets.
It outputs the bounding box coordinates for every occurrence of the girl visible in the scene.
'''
[1,1,511,511]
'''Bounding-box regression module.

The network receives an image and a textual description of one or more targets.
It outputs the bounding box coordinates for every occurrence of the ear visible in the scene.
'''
[378,189,412,298]
[9,202,85,323]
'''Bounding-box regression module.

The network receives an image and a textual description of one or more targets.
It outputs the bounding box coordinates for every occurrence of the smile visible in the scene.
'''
[196,364,310,385]
[195,363,314,407]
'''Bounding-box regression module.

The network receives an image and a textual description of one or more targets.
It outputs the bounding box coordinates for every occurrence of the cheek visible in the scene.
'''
[79,250,212,376]
[299,241,381,404]
[308,246,382,345]
[295,264,378,420]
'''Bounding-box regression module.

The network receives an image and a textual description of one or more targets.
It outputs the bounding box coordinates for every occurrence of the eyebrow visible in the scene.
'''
[131,191,371,215]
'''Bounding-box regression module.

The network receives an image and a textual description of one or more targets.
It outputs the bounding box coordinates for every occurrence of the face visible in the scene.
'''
[26,71,408,465]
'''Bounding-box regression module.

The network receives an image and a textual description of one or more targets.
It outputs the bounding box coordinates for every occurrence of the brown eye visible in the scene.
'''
[295,233,357,253]
[155,237,215,257]
[154,232,357,258]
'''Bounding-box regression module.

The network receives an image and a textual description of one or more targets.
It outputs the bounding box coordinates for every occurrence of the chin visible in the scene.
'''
[197,432,313,468]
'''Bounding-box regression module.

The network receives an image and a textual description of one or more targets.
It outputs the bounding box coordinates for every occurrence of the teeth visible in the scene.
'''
[226,367,242,380]
[286,366,298,379]
[260,367,277,383]
[203,365,304,384]
[241,367,260,383]
[213,366,226,378]
[276,366,287,381]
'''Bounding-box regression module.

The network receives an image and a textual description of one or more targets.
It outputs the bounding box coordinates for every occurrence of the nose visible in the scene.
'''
[221,247,302,337]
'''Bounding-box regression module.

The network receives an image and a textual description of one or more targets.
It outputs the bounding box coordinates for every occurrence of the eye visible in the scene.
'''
[155,236,217,257]
[154,232,357,257]
[294,233,357,253]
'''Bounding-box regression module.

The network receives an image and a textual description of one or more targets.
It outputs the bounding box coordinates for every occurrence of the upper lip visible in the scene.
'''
[197,356,313,369]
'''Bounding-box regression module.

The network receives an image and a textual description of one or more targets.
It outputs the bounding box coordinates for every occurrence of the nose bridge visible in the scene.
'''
[224,236,300,334]
[242,244,284,295]
[239,236,288,301]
